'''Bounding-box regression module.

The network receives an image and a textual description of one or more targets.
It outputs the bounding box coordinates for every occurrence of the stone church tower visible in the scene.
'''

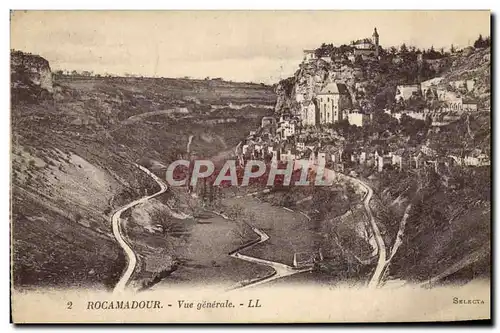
[372,27,380,56]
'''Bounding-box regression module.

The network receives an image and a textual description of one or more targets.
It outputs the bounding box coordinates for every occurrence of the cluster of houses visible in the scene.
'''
[261,110,361,144]
[395,77,479,112]
[239,132,490,181]
[347,146,489,173]
[237,112,490,179]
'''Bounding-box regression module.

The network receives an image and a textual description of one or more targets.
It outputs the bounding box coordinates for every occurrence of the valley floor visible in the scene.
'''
[151,192,364,290]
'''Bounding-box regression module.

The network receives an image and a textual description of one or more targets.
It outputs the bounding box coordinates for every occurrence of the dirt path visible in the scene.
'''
[122,109,176,126]
[186,135,194,154]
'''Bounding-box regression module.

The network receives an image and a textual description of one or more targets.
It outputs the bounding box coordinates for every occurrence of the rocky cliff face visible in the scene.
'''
[275,46,491,114]
[275,54,409,115]
[440,47,491,108]
[11,50,53,103]
[274,76,296,114]
[275,59,358,115]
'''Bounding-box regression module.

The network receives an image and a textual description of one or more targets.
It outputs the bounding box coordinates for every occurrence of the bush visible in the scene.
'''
[74,212,83,223]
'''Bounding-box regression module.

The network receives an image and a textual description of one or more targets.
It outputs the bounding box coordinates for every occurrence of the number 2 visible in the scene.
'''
[67,301,73,309]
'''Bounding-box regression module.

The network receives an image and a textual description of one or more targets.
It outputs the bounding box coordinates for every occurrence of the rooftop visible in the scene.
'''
[352,38,373,45]
[397,84,420,88]
[318,82,350,95]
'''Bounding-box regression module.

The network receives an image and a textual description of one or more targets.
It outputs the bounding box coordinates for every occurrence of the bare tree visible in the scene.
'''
[150,207,185,236]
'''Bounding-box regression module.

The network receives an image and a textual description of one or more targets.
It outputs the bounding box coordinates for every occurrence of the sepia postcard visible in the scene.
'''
[10,10,491,323]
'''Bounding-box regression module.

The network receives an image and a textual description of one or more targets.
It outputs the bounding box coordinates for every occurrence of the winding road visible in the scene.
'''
[349,176,387,288]
[111,157,385,292]
[112,164,168,294]
[112,161,308,293]
[232,161,387,288]
[211,211,312,290]
[310,164,387,287]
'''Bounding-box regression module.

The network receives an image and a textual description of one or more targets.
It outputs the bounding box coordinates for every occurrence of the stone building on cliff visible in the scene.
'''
[351,27,380,58]
[317,82,352,124]
[300,100,319,126]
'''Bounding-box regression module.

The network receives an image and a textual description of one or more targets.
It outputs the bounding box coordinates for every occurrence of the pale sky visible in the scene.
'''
[11,10,490,84]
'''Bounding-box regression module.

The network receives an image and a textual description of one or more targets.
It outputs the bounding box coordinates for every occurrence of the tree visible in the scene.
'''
[399,114,428,137]
[315,43,334,58]
[344,183,359,215]
[474,34,484,48]
[474,34,490,48]
[450,44,456,54]
[389,46,398,55]
[369,111,399,135]
[150,208,185,236]
[374,85,397,110]
[424,45,443,60]
[354,54,363,66]
[485,36,491,47]
[279,76,295,97]
[311,187,344,222]
[400,43,408,54]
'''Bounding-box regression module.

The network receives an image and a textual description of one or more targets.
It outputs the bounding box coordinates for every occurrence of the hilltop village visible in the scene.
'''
[236,28,490,179]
